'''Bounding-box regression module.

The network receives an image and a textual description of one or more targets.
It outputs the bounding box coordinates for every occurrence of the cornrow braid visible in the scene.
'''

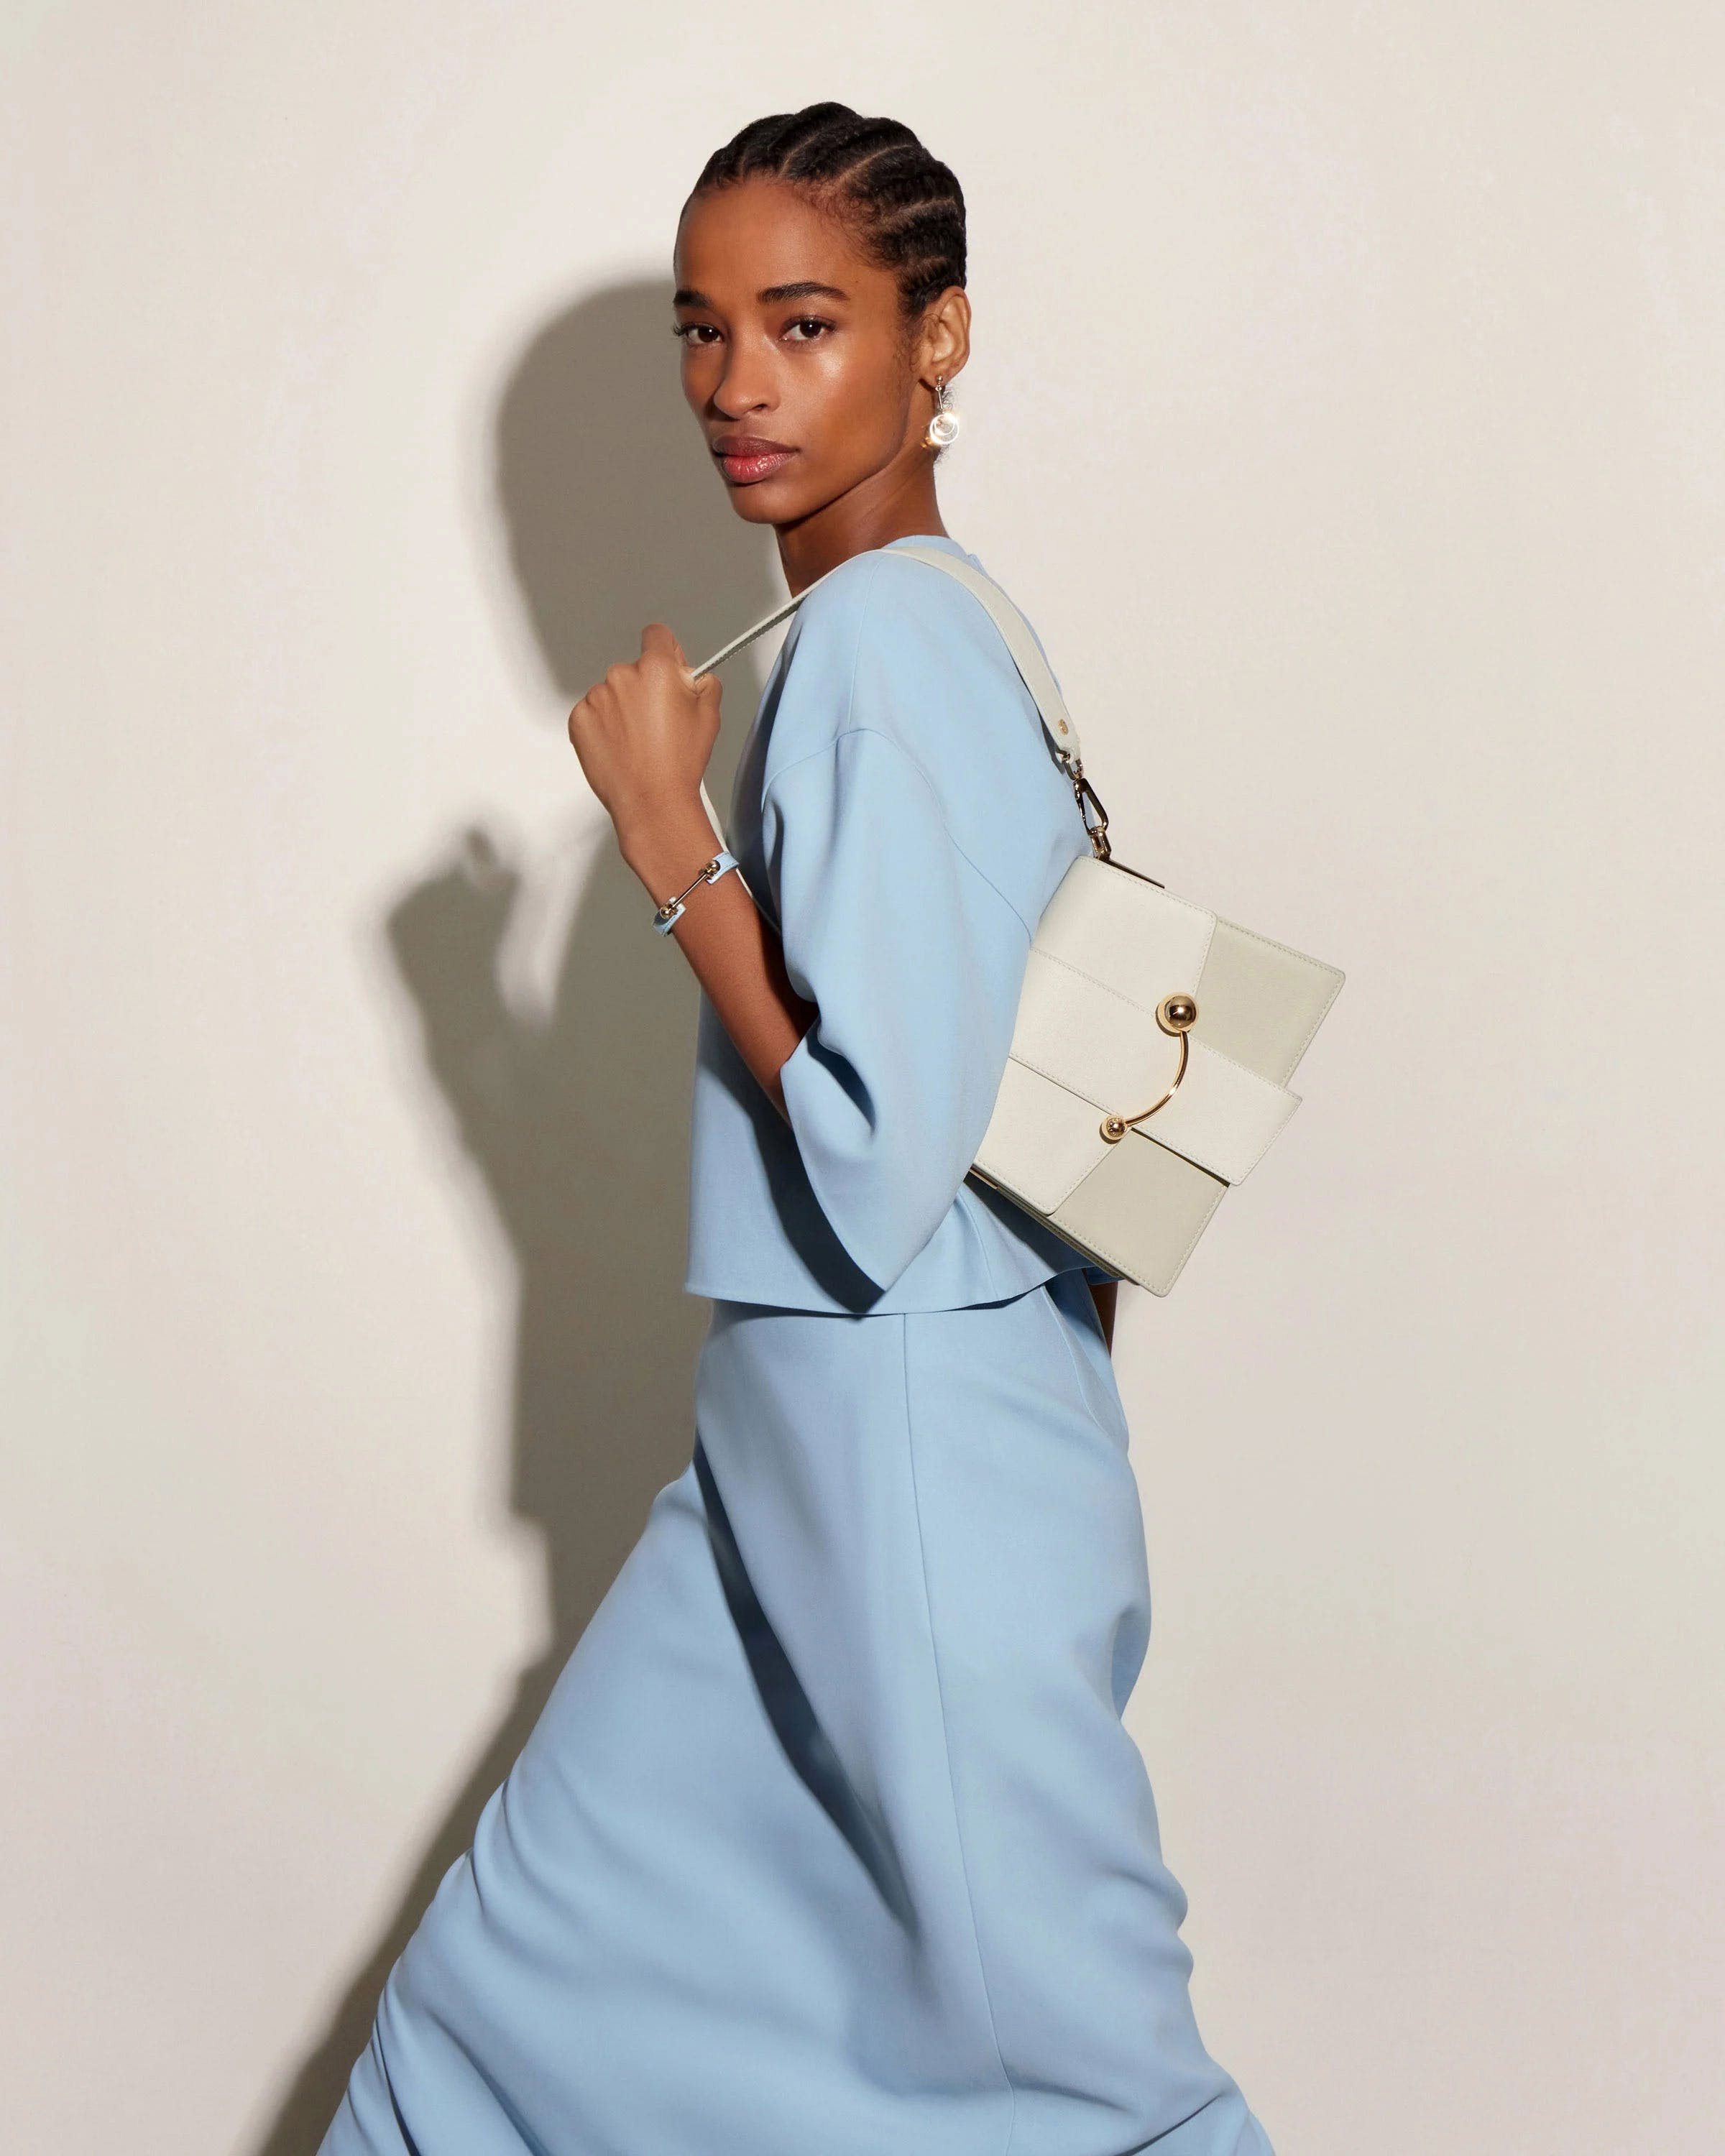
[686,101,965,320]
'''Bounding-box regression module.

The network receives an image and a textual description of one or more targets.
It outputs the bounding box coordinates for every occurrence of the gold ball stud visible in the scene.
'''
[1156,992,1198,1036]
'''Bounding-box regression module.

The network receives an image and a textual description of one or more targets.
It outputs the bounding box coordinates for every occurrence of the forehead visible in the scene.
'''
[673,178,896,308]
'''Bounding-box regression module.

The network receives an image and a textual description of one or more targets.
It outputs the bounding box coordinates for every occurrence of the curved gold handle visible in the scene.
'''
[1100,994,1198,1143]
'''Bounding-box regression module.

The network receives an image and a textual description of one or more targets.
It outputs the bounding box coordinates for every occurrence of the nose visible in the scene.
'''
[709,346,773,423]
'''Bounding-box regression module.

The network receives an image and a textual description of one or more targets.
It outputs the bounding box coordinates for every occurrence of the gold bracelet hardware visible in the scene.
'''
[651,848,739,934]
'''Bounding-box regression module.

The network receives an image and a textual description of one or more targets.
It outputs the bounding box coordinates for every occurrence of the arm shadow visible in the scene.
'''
[250,277,776,2155]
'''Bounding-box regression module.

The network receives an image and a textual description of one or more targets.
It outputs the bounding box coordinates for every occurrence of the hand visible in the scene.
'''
[566,624,722,848]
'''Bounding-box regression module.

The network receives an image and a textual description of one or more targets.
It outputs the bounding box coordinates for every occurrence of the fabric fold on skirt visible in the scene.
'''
[318,1271,1274,2156]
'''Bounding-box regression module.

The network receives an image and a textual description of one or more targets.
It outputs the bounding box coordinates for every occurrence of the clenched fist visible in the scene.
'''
[566,623,722,850]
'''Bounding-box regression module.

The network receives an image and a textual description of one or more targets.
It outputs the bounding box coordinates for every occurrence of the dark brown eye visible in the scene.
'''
[784,317,834,343]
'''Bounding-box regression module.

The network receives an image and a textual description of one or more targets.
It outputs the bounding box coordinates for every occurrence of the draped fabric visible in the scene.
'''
[317,535,1274,2156]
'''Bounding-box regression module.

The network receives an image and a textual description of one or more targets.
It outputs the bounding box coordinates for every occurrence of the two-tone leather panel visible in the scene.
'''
[1193,918,1347,1087]
[1003,948,1301,1186]
[975,1060,1113,1215]
[1032,855,1215,1011]
[1054,1140,1228,1297]
[1142,1041,1302,1184]
[1006,948,1185,1123]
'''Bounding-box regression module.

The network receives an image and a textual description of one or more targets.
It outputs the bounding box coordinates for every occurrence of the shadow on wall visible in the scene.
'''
[253,278,778,2155]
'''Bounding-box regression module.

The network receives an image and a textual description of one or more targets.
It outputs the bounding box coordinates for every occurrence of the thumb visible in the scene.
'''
[649,622,704,694]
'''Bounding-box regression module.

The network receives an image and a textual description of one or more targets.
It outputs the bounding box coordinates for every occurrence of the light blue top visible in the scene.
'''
[684,533,1110,1314]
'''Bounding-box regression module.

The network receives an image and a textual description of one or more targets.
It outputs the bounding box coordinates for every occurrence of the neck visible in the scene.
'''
[773,456,948,594]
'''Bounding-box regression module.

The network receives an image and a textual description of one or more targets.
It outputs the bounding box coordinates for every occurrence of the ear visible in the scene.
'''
[914,286,972,392]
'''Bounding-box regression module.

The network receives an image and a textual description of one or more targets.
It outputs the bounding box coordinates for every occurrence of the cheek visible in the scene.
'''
[798,339,910,464]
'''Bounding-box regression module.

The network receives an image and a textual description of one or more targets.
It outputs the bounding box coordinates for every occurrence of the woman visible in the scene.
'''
[321,102,1274,2156]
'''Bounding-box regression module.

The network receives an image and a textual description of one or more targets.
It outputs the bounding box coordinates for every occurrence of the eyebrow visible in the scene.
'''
[673,280,850,308]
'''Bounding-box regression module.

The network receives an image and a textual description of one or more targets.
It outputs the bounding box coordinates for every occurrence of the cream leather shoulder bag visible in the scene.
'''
[691,542,1344,1296]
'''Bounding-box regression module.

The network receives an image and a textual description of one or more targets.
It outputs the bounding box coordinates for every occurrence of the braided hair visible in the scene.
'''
[684,101,966,323]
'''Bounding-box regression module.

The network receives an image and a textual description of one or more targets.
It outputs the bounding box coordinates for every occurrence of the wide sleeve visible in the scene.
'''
[763,724,1033,1296]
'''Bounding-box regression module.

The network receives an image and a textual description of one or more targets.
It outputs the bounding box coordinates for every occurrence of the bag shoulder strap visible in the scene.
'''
[688,540,1103,851]
[883,542,1082,764]
[689,542,1082,763]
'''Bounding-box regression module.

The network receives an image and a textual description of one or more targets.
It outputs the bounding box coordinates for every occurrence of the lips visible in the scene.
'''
[713,436,796,486]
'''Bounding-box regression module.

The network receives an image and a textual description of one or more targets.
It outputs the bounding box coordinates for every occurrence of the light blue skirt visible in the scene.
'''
[319,1271,1274,2155]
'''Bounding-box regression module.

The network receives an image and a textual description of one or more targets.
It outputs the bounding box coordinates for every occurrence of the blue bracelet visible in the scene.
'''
[652,848,740,934]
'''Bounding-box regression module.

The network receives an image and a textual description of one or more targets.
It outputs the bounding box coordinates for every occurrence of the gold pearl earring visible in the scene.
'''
[924,377,960,451]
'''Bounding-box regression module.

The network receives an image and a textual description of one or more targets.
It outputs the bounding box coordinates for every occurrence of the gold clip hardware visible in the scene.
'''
[1057,750,1113,861]
[1100,994,1198,1143]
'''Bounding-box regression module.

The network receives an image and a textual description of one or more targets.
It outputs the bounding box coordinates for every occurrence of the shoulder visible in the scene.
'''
[760,544,1051,790]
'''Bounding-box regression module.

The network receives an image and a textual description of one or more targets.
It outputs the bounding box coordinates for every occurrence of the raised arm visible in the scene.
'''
[568,613,1118,1347]
[566,622,813,1115]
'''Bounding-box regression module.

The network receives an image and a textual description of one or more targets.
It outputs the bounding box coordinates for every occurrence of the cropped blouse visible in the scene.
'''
[683,533,1111,1314]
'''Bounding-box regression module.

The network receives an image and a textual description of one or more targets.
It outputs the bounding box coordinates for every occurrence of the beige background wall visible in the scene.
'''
[5,3,1721,2150]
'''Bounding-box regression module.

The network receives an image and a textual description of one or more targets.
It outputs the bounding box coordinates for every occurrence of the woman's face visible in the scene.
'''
[672,178,955,529]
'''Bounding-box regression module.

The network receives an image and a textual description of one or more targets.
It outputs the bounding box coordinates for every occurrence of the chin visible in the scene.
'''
[724,489,786,527]
[722,469,855,530]
[724,485,819,529]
